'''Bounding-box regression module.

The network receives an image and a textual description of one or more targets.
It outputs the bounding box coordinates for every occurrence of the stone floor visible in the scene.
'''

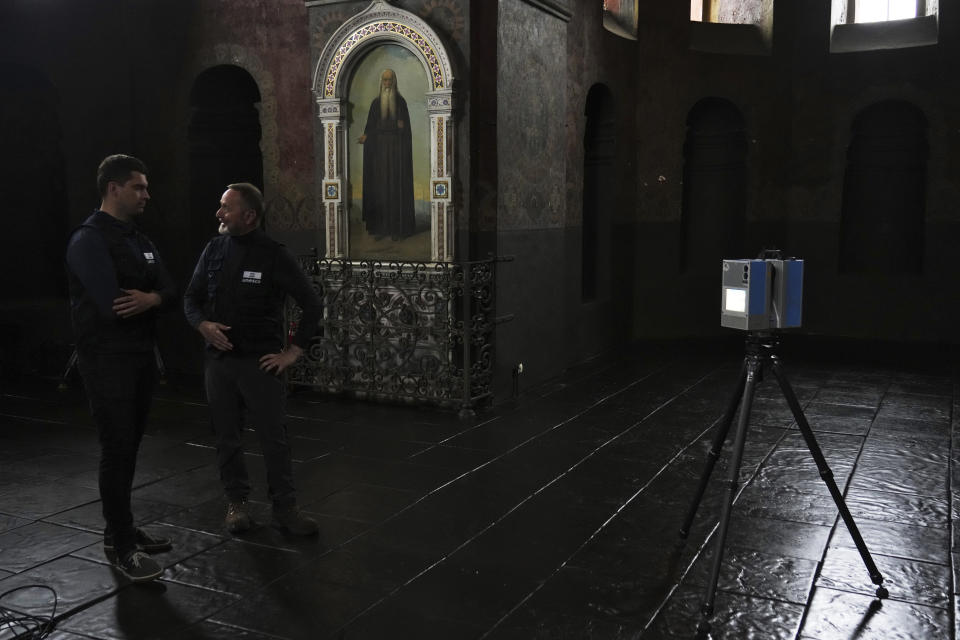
[0,339,955,639]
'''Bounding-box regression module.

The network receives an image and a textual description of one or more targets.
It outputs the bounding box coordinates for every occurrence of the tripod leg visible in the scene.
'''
[697,355,762,635]
[769,356,888,599]
[680,359,748,539]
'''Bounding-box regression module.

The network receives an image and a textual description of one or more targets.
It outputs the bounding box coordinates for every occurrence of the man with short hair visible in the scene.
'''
[183,183,322,536]
[66,154,176,582]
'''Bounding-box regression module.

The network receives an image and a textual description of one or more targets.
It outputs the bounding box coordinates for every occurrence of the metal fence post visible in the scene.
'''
[459,261,474,419]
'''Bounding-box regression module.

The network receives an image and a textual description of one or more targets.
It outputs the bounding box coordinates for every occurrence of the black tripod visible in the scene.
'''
[679,331,888,636]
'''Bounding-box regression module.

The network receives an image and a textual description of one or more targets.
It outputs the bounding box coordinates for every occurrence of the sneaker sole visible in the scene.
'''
[121,568,163,583]
[113,563,163,582]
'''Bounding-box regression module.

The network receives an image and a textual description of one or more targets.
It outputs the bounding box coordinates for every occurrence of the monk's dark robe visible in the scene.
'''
[361,94,415,239]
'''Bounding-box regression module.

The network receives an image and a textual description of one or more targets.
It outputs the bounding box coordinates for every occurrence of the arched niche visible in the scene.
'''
[188,65,264,249]
[840,100,927,275]
[0,65,68,298]
[313,0,456,262]
[582,83,616,303]
[681,97,748,274]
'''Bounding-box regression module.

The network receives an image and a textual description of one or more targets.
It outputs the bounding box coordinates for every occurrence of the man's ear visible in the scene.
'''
[244,210,258,226]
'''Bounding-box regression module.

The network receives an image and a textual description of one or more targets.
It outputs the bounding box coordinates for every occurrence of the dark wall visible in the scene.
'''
[503,0,960,396]
[622,2,960,344]
[0,0,315,378]
[563,1,641,366]
[492,0,572,399]
[3,0,958,395]
[782,3,960,343]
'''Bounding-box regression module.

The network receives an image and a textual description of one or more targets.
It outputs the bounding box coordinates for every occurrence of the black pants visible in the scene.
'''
[204,354,296,507]
[78,349,156,557]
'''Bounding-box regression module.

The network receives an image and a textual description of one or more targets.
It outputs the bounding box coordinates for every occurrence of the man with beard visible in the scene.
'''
[183,183,322,536]
[65,154,176,582]
[358,68,416,240]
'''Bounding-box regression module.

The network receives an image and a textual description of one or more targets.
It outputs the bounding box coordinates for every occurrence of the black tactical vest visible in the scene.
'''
[68,211,161,353]
[202,231,285,355]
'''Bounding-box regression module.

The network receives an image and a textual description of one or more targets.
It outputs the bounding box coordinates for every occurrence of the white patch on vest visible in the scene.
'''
[242,270,262,284]
[143,252,155,263]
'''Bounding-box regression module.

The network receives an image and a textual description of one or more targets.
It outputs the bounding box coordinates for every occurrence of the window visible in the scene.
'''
[690,0,771,24]
[851,0,922,23]
[689,0,774,55]
[691,0,705,21]
[831,0,937,52]
[602,0,638,40]
[856,0,916,22]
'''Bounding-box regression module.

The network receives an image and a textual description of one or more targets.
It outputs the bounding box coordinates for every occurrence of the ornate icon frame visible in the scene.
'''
[313,0,456,262]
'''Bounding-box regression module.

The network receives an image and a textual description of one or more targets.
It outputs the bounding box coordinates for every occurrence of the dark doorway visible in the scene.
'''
[681,98,747,274]
[0,65,69,299]
[840,100,927,275]
[581,84,616,303]
[188,65,263,249]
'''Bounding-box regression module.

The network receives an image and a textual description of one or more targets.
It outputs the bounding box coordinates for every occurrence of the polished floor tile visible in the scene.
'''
[0,555,118,618]
[817,547,951,609]
[800,586,950,639]
[0,522,100,573]
[57,579,241,639]
[829,517,951,565]
[0,342,956,639]
[844,486,949,528]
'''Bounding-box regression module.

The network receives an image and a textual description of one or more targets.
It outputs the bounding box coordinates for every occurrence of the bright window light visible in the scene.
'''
[889,0,919,19]
[857,0,918,23]
[725,288,747,313]
[690,0,704,21]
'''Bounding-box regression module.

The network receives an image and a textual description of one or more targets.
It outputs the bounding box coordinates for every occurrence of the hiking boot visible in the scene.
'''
[104,528,173,554]
[273,504,318,536]
[225,499,252,533]
[113,550,163,583]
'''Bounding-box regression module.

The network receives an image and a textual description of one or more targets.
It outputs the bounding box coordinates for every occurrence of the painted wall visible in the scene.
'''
[2,0,958,395]
[0,0,315,376]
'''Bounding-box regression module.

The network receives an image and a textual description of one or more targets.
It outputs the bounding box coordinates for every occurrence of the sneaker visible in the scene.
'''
[273,504,318,536]
[104,528,173,554]
[225,500,252,533]
[113,550,163,583]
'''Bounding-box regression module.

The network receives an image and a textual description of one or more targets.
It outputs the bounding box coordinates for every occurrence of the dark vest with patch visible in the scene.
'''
[202,230,285,355]
[68,211,161,353]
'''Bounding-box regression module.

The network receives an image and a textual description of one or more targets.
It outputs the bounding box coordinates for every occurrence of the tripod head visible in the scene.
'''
[743,330,782,359]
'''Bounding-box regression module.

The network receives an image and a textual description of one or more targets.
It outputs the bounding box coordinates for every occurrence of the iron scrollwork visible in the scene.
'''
[287,255,498,413]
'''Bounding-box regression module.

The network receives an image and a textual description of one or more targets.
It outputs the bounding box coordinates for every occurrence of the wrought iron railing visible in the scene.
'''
[286,254,510,416]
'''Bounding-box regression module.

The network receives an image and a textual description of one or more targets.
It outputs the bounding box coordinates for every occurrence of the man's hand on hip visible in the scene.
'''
[259,344,303,375]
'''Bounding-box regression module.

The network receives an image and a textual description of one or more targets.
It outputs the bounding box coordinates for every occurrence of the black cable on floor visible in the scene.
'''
[0,584,58,639]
